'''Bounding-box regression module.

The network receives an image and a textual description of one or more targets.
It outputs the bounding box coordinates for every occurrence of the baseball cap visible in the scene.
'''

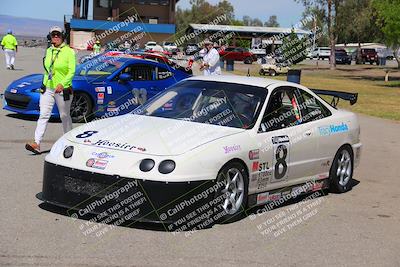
[7,29,12,34]
[50,26,63,33]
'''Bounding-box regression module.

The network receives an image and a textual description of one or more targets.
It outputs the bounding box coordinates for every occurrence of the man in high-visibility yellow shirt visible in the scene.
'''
[26,26,76,154]
[93,40,101,54]
[1,29,18,70]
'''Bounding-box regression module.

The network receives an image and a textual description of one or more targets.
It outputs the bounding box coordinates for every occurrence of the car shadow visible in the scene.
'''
[6,113,61,122]
[35,179,360,232]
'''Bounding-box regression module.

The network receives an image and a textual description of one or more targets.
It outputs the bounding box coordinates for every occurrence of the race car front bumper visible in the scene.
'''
[40,161,224,227]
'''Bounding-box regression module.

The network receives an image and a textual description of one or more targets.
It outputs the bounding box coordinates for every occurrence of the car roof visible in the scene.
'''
[186,75,282,89]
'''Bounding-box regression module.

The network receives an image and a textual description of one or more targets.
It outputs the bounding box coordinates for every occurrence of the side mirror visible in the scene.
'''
[119,73,132,83]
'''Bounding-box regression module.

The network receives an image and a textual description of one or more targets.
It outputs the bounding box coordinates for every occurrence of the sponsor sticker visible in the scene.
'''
[17,82,31,88]
[10,89,17,93]
[107,86,113,94]
[91,139,146,152]
[256,192,281,205]
[272,135,290,144]
[86,158,108,170]
[248,149,259,160]
[256,169,272,190]
[97,93,105,99]
[312,181,324,191]
[92,151,115,159]
[107,107,118,112]
[223,145,241,154]
[95,87,106,92]
[97,99,104,104]
[93,159,108,170]
[252,161,259,172]
[319,123,349,136]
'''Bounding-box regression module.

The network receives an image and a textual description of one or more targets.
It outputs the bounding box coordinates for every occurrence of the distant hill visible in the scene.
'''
[0,15,63,37]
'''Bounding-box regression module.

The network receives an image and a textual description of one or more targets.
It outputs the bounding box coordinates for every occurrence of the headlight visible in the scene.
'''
[139,159,155,172]
[158,160,175,174]
[63,146,74,158]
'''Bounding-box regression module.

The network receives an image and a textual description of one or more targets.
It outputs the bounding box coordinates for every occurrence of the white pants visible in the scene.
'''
[34,89,73,145]
[4,49,16,67]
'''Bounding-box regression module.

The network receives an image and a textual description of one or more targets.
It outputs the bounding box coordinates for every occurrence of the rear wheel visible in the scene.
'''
[329,146,354,193]
[269,69,277,76]
[215,162,248,222]
[259,69,265,76]
[70,92,93,123]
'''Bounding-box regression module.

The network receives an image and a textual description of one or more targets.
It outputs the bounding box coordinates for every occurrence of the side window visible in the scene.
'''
[296,89,331,123]
[259,87,302,132]
[121,64,156,81]
[157,66,174,80]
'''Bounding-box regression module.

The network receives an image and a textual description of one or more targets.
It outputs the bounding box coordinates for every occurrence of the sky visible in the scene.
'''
[0,0,305,27]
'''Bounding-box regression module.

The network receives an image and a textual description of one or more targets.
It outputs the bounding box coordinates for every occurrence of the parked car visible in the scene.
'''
[219,47,258,64]
[162,42,178,54]
[39,75,362,224]
[311,47,331,60]
[144,41,157,50]
[357,48,379,65]
[331,49,351,65]
[185,43,200,55]
[3,56,192,122]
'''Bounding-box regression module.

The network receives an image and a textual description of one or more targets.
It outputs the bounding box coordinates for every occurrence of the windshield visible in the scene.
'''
[78,56,122,76]
[136,80,267,129]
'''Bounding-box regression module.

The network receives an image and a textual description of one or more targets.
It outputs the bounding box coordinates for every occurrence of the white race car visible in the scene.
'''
[40,76,361,228]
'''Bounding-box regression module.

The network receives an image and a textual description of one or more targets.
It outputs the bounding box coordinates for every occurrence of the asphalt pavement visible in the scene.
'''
[0,47,399,267]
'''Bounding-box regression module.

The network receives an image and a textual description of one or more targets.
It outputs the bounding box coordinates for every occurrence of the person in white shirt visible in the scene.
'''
[200,40,221,75]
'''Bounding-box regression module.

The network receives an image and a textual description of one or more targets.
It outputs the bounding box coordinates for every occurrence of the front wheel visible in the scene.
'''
[269,69,277,76]
[329,146,354,193]
[70,92,93,123]
[214,162,248,222]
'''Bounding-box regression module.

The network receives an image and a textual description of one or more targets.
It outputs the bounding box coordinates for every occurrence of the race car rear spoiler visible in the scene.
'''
[311,89,358,108]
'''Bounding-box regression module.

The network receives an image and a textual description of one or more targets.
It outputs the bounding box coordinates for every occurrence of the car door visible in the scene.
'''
[296,89,337,178]
[253,86,318,193]
[104,63,165,115]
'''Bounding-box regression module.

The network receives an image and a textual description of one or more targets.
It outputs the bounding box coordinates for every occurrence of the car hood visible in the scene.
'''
[65,114,246,156]
[6,74,43,93]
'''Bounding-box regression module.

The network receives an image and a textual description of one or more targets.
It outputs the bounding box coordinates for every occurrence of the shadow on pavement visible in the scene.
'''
[6,113,61,122]
[36,179,360,232]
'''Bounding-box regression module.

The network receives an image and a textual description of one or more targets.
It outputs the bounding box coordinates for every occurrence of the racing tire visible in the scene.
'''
[244,57,253,64]
[70,92,93,123]
[269,70,277,76]
[329,146,354,193]
[214,161,249,223]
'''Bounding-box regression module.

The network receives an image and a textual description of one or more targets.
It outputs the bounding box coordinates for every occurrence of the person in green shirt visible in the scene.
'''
[1,29,18,70]
[25,26,76,154]
[93,40,101,54]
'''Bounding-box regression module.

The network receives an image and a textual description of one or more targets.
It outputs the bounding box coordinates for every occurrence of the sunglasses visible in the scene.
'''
[51,32,62,38]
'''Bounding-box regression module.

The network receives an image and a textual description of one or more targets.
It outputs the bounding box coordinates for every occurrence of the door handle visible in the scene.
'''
[304,130,312,136]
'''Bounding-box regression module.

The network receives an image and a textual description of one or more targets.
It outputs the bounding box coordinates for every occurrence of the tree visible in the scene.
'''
[175,0,234,42]
[242,16,252,26]
[296,0,344,70]
[373,0,400,68]
[264,15,280,27]
[251,18,263,26]
[278,29,309,65]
